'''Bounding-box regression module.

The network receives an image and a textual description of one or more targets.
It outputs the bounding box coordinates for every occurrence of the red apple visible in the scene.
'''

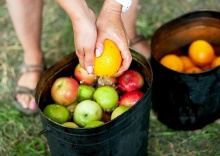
[119,90,144,107]
[117,70,144,92]
[74,63,97,85]
[51,77,79,106]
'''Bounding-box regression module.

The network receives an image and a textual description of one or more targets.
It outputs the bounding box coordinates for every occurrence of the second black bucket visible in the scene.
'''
[35,49,153,156]
[151,10,220,130]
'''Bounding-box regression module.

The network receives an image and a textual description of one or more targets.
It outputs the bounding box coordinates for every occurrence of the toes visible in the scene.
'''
[16,93,34,110]
[29,98,37,110]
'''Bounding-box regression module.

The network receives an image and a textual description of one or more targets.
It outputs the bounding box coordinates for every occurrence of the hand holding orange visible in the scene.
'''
[94,39,122,77]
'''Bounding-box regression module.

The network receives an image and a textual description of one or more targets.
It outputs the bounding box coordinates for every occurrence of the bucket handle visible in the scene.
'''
[37,126,51,137]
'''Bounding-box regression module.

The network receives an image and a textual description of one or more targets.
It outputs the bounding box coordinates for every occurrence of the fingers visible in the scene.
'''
[76,49,94,74]
[95,42,104,57]
[95,36,105,57]
[118,44,132,72]
[75,49,85,69]
[84,47,95,73]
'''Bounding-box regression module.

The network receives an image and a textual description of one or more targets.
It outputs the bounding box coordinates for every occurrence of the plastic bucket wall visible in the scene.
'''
[35,49,153,156]
[151,10,220,130]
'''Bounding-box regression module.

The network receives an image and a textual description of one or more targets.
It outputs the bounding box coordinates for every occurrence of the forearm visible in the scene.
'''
[101,0,122,13]
[56,0,91,27]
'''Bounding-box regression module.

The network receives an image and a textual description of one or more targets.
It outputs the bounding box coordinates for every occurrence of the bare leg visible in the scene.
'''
[7,0,44,111]
[121,0,151,59]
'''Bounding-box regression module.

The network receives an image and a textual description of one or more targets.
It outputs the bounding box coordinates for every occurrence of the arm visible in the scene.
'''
[56,0,97,73]
[57,0,132,74]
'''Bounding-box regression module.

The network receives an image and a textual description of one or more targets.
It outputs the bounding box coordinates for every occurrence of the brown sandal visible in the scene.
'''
[13,63,46,116]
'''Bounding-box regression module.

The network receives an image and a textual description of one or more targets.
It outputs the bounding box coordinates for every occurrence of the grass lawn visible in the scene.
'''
[1,0,220,155]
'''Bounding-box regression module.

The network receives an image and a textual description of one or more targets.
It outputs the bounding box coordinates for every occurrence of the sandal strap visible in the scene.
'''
[20,63,46,74]
[15,86,35,96]
[130,35,146,46]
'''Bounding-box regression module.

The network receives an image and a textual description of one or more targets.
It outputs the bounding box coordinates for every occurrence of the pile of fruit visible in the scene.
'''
[43,40,146,128]
[160,40,220,73]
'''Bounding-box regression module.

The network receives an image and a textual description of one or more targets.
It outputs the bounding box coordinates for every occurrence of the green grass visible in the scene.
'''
[1,0,220,155]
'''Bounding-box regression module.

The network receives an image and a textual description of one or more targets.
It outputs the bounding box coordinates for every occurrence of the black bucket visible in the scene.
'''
[35,49,153,156]
[151,10,220,130]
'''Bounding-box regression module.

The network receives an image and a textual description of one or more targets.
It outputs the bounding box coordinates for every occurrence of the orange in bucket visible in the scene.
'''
[160,54,184,72]
[188,40,215,67]
[185,66,202,73]
[211,56,220,68]
[179,56,194,71]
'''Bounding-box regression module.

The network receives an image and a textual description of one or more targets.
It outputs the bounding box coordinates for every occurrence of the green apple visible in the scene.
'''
[73,100,103,127]
[77,84,95,102]
[62,122,79,128]
[111,106,130,120]
[93,86,119,112]
[43,104,70,124]
[85,121,104,128]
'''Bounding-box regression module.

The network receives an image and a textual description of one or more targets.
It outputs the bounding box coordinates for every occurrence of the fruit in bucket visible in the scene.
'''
[188,40,215,67]
[159,39,219,73]
[93,86,119,112]
[46,44,149,128]
[111,106,130,120]
[77,84,95,102]
[66,101,78,117]
[43,104,70,124]
[211,56,220,68]
[184,66,202,73]
[118,70,144,92]
[74,63,97,85]
[73,100,103,127]
[51,77,79,106]
[159,54,184,72]
[119,90,144,107]
[85,120,104,128]
[179,56,194,70]
[94,39,122,77]
[62,122,79,128]
[97,76,117,86]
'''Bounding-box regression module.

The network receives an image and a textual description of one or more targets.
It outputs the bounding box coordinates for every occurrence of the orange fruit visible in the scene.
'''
[185,66,202,73]
[179,56,194,71]
[160,54,184,72]
[94,39,122,77]
[188,40,215,67]
[211,56,220,68]
[201,64,211,71]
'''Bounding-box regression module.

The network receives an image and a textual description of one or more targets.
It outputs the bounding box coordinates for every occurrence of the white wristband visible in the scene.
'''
[115,0,132,12]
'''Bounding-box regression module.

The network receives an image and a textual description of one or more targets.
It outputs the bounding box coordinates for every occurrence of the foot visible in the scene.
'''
[16,67,42,111]
[15,52,45,115]
[130,35,151,59]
